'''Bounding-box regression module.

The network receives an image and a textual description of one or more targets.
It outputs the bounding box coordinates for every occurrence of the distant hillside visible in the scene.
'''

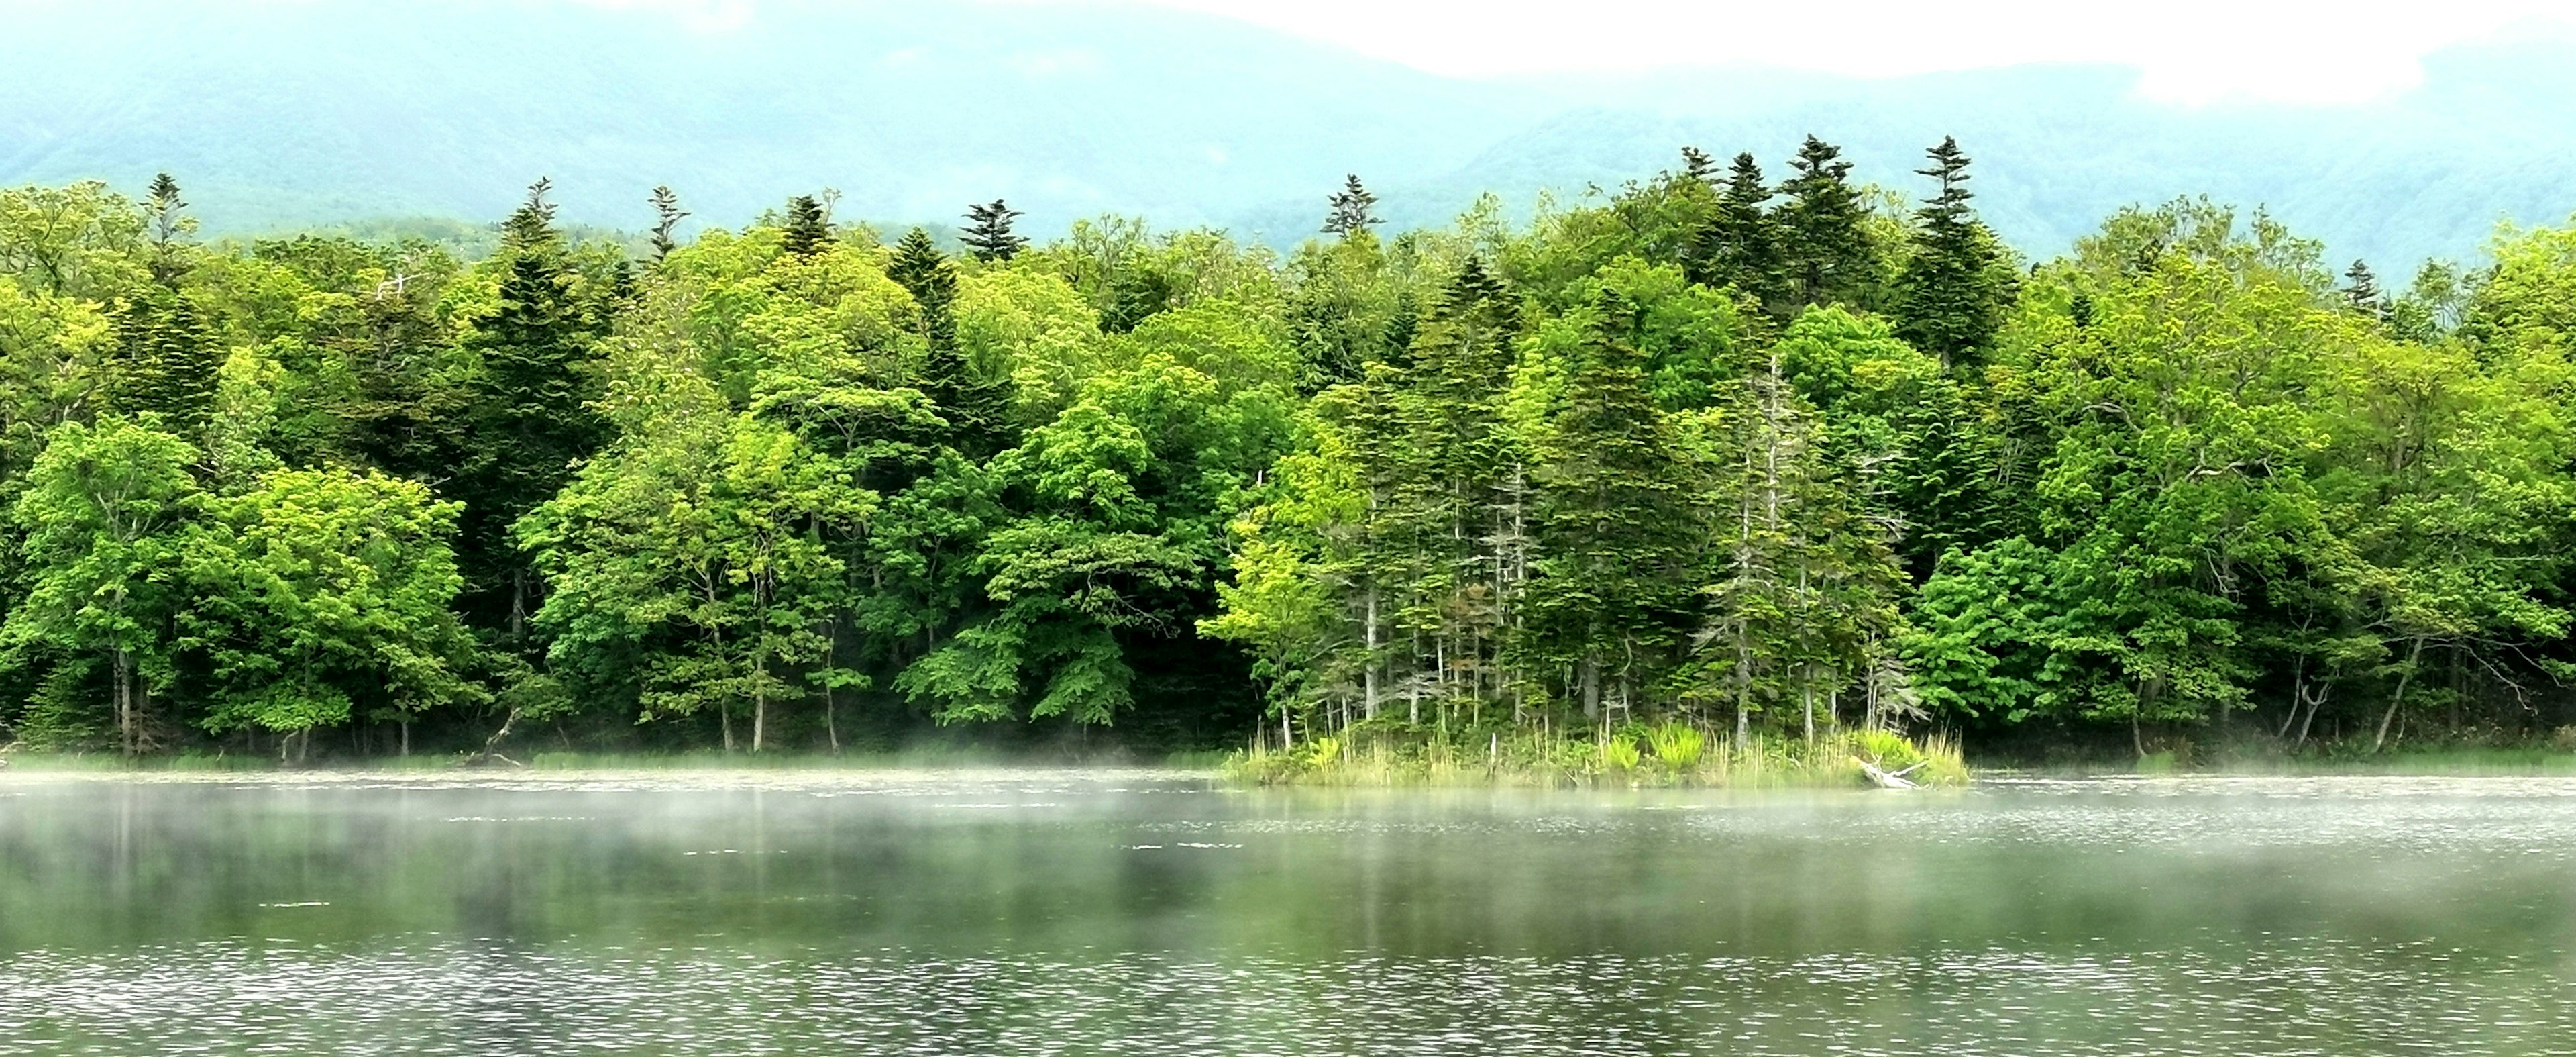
[5,0,2573,268]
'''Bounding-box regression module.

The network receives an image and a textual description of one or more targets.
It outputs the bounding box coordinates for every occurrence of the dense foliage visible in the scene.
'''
[3,140,2573,762]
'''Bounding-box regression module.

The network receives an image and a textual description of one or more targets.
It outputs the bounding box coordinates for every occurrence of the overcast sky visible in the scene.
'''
[1125,0,2576,103]
[568,0,2576,105]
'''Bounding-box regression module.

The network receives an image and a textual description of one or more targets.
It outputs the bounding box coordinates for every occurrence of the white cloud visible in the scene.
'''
[557,0,756,33]
[1109,0,2576,104]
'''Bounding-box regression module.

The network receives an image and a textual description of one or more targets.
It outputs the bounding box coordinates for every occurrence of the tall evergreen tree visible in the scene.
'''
[2343,259,2387,318]
[782,194,832,257]
[1894,137,2016,366]
[1690,152,1786,309]
[961,199,1028,262]
[463,177,604,639]
[888,228,957,349]
[1680,146,1720,185]
[110,291,221,434]
[1521,291,1701,719]
[144,172,192,287]
[647,185,689,264]
[1776,136,1879,309]
[1322,174,1381,238]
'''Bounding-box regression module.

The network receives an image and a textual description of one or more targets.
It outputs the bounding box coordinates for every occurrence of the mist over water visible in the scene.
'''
[3,773,2573,1054]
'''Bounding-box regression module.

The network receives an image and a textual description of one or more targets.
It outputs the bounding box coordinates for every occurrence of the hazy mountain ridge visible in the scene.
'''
[4,0,2573,266]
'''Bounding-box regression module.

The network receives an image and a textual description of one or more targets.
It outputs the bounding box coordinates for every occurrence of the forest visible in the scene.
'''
[1,136,2573,766]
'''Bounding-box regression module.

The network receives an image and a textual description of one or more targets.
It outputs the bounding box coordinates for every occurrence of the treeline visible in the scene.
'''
[0,135,2571,763]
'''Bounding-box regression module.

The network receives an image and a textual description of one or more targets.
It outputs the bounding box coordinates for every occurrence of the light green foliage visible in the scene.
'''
[183,468,481,739]
[3,153,2576,763]
[3,417,201,754]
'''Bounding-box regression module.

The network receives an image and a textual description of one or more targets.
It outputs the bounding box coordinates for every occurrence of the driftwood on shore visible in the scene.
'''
[1855,758,1925,789]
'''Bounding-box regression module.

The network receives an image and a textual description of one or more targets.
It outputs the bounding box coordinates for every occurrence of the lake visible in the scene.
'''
[2,771,2573,1055]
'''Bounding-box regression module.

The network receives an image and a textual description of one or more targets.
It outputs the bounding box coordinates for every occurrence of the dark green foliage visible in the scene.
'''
[782,194,832,257]
[961,199,1028,262]
[647,185,688,264]
[1322,174,1379,238]
[109,290,221,434]
[1776,136,1880,309]
[461,178,604,637]
[888,227,957,347]
[4,154,2575,764]
[1690,152,1787,308]
[1894,137,2017,366]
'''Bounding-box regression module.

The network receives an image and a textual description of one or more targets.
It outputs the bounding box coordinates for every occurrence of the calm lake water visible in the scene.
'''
[2,771,2574,1056]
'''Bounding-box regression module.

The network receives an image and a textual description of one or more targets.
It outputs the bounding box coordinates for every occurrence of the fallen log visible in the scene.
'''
[1854,757,1923,789]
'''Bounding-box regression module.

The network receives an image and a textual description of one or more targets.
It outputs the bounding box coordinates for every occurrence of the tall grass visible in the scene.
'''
[1221,722,1970,789]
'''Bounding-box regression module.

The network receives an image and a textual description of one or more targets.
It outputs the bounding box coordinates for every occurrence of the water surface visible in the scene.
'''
[3,771,2573,1055]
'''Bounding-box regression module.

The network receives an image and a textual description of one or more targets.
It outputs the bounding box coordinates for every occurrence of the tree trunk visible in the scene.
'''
[1362,588,1381,720]
[400,717,411,758]
[2373,637,2428,753]
[1579,651,1601,721]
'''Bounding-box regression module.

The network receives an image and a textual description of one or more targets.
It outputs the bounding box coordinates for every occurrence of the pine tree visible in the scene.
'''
[1690,152,1786,309]
[1522,290,1701,720]
[961,199,1028,262]
[2343,259,2387,318]
[888,228,1010,452]
[1776,136,1879,309]
[146,172,193,287]
[1680,146,1719,185]
[647,185,689,264]
[110,290,221,432]
[782,194,832,256]
[888,228,957,348]
[464,177,604,639]
[1894,137,2016,366]
[1322,174,1381,238]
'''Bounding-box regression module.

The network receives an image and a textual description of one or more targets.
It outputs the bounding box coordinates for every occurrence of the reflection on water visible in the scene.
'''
[3,772,2574,1055]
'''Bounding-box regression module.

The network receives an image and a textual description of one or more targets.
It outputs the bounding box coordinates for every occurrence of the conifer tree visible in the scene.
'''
[110,291,221,433]
[1680,146,1720,185]
[2343,259,2387,318]
[464,177,604,638]
[1322,174,1381,238]
[1691,152,1786,308]
[782,194,832,256]
[1894,137,2016,366]
[1522,290,1701,719]
[1776,136,1879,309]
[961,199,1028,262]
[145,173,193,287]
[888,227,957,348]
[647,185,689,264]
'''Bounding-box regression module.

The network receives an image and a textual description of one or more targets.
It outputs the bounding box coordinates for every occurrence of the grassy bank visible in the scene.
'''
[1221,723,1971,789]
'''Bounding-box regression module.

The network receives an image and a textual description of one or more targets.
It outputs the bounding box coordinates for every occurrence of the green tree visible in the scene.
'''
[1894,137,2017,366]
[3,417,201,755]
[1322,174,1380,238]
[182,468,482,760]
[1776,136,1880,309]
[961,199,1028,262]
[782,194,833,257]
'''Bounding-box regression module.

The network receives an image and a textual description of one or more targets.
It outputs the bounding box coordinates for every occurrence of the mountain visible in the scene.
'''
[4,0,2573,268]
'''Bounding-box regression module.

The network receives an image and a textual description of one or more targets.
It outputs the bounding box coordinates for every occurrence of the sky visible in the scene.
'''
[1114,0,2576,104]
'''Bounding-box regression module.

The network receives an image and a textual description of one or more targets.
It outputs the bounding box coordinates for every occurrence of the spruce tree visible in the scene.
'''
[1322,174,1381,238]
[888,228,957,348]
[1894,137,2016,366]
[2343,259,2387,318]
[1522,290,1701,719]
[1690,152,1786,309]
[145,172,193,287]
[782,194,832,256]
[1776,136,1879,309]
[888,227,1010,453]
[647,185,689,264]
[464,178,604,638]
[110,290,220,432]
[1680,146,1720,185]
[961,199,1028,262]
